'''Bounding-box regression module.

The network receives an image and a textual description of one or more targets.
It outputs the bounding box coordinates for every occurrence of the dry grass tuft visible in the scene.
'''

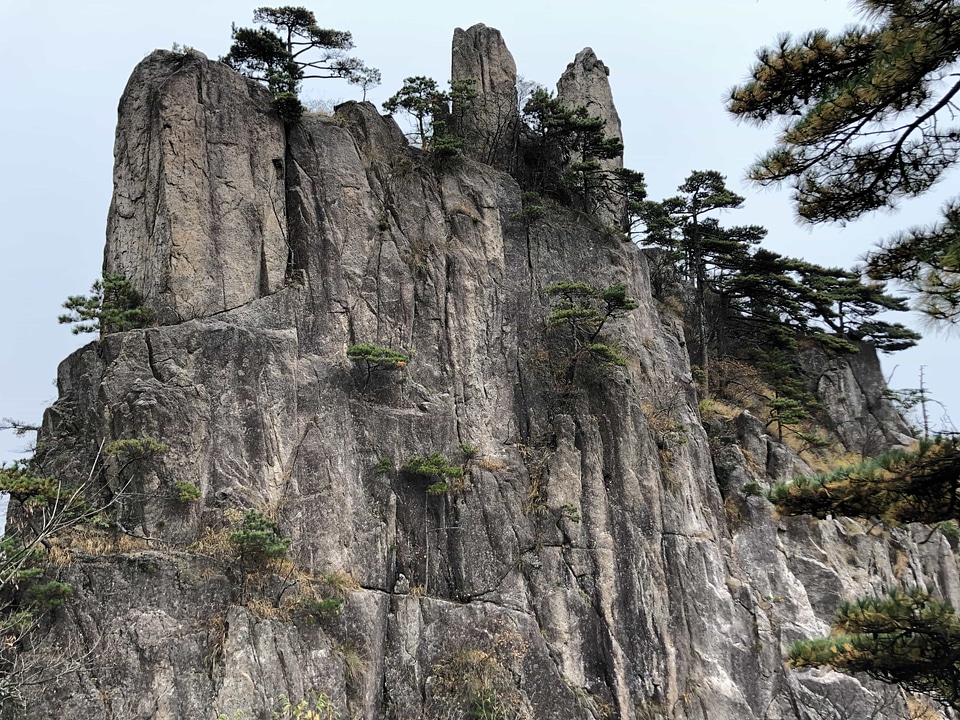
[476,457,506,472]
[49,526,150,560]
[321,569,361,595]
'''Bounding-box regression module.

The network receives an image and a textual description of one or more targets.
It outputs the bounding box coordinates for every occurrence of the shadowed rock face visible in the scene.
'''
[14,30,953,720]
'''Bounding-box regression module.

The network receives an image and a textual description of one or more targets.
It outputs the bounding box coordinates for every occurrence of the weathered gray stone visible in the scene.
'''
[801,342,915,454]
[14,35,954,720]
[556,47,625,229]
[451,24,519,171]
[105,50,289,324]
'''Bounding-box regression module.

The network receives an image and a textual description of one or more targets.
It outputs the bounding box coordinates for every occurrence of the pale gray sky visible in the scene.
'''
[2,0,955,461]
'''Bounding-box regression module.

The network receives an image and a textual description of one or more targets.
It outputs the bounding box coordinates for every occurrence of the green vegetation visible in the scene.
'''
[0,459,111,707]
[58,273,151,335]
[400,446,480,494]
[223,6,378,121]
[544,281,638,387]
[637,171,919,410]
[741,482,762,498]
[769,439,960,524]
[293,596,343,622]
[273,692,340,719]
[631,164,920,452]
[728,0,960,324]
[173,480,201,503]
[105,437,168,457]
[402,452,464,495]
[519,87,624,213]
[427,647,524,720]
[25,581,73,613]
[789,588,960,711]
[218,692,340,720]
[940,520,960,543]
[637,170,765,394]
[229,510,291,569]
[509,192,547,225]
[346,343,409,390]
[382,76,477,162]
[458,443,479,460]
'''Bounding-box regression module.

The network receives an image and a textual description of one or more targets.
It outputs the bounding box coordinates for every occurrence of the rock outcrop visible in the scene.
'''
[801,342,915,455]
[105,51,289,325]
[12,30,952,720]
[557,48,626,229]
[451,23,519,172]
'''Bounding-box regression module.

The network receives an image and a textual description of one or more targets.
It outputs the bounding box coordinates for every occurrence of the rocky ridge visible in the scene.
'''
[12,25,955,720]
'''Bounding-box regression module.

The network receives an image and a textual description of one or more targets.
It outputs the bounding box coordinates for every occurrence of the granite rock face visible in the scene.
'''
[105,50,289,325]
[14,31,953,720]
[801,342,915,455]
[451,23,519,171]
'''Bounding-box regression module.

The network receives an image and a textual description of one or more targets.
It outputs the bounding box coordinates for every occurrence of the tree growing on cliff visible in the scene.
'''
[637,170,766,395]
[544,282,638,388]
[519,88,623,211]
[772,441,960,710]
[789,588,960,712]
[223,6,379,119]
[347,343,409,390]
[727,0,960,322]
[382,76,477,161]
[383,76,449,148]
[0,458,112,708]
[58,274,150,335]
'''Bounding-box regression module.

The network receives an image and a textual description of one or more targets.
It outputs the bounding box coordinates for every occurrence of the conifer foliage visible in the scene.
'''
[774,440,960,708]
[58,274,150,335]
[223,7,378,120]
[635,170,919,414]
[520,88,624,212]
[789,588,960,711]
[728,0,960,322]
[544,282,638,387]
[770,439,960,523]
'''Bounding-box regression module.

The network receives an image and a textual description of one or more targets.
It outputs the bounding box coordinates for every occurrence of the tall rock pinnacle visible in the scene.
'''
[557,48,626,228]
[451,24,519,171]
[105,51,289,324]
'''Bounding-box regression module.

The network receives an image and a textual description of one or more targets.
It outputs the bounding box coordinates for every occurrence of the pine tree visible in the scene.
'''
[637,171,766,394]
[727,0,960,322]
[773,440,960,708]
[789,588,960,711]
[519,88,623,210]
[223,7,378,119]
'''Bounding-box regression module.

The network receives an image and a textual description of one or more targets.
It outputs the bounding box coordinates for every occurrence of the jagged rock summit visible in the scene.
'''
[13,25,955,720]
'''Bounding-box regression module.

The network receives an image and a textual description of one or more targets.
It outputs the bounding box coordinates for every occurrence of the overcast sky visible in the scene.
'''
[1,0,955,462]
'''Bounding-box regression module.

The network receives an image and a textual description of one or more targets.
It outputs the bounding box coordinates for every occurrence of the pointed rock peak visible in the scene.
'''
[556,47,625,229]
[566,47,609,77]
[556,47,622,142]
[451,24,519,170]
[452,24,517,88]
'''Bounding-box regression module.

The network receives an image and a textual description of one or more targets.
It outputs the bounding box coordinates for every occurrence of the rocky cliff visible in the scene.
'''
[11,26,956,720]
